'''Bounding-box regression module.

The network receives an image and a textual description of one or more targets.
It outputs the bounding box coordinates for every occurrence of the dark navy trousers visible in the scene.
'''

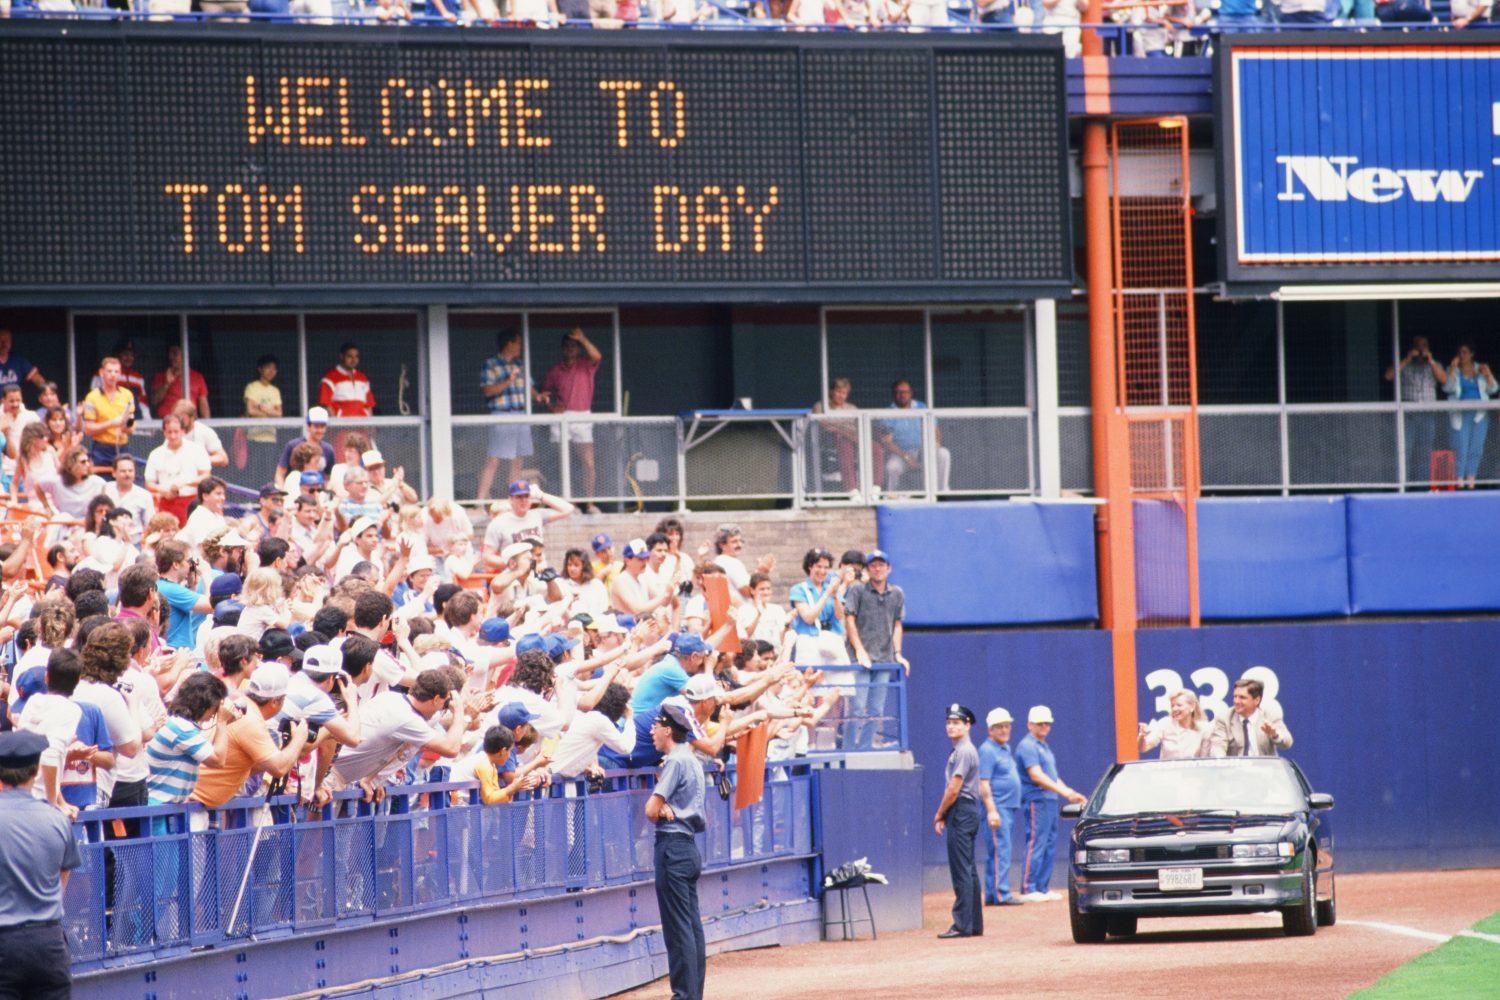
[654,832,705,1000]
[945,798,983,936]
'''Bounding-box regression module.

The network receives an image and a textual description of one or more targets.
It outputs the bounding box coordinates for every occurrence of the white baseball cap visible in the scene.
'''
[246,662,290,699]
[1028,705,1055,725]
[306,406,330,424]
[986,707,1014,727]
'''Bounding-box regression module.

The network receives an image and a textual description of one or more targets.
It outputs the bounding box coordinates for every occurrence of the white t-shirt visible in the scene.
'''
[333,543,383,582]
[73,677,149,784]
[483,509,546,555]
[16,692,83,794]
[332,691,437,786]
[714,554,750,597]
[489,685,568,740]
[423,507,474,557]
[549,711,635,778]
[145,441,211,498]
[103,482,155,542]
[185,422,224,459]
[736,601,791,644]
[178,505,227,552]
[121,665,167,737]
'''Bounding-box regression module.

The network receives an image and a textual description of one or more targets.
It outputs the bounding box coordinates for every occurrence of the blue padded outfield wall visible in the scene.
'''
[880,493,1500,623]
[876,501,1097,626]
[1345,492,1500,614]
[905,620,1500,886]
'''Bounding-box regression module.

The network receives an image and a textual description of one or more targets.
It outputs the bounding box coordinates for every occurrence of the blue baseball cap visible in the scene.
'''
[591,533,612,552]
[514,634,548,656]
[300,471,326,487]
[544,634,579,660]
[497,701,540,729]
[508,480,531,496]
[865,549,891,566]
[210,573,244,605]
[478,618,511,643]
[615,614,637,630]
[671,631,711,657]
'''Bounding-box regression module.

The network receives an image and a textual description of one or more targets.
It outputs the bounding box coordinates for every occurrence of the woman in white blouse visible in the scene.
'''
[1137,689,1211,760]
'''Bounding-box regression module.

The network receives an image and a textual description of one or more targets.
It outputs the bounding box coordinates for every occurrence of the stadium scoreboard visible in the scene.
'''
[0,24,1072,304]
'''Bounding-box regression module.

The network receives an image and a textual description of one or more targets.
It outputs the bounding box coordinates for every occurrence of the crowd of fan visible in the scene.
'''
[0,410,908,830]
[2,0,1487,34]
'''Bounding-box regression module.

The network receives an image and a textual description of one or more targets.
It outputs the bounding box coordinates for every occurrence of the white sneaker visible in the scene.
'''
[1042,891,1063,901]
[1022,891,1050,902]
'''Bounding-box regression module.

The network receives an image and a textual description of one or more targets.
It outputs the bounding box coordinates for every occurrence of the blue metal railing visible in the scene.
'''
[65,765,814,972]
[799,666,909,754]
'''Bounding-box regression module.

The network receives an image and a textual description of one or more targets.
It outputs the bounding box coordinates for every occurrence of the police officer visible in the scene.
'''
[933,703,983,938]
[0,731,83,1000]
[646,696,708,1000]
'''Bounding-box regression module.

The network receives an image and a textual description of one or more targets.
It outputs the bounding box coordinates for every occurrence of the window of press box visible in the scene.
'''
[184,315,300,419]
[823,309,926,410]
[0,309,68,409]
[303,313,423,417]
[1282,302,1393,405]
[448,311,620,418]
[929,308,1029,409]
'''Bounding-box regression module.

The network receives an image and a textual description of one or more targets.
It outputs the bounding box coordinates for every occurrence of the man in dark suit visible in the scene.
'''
[1209,678,1293,757]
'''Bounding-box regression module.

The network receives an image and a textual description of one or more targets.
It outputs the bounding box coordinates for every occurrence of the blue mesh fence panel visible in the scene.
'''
[294,821,337,928]
[108,839,157,953]
[190,830,220,941]
[480,804,517,895]
[413,811,449,909]
[374,812,415,913]
[335,812,377,919]
[62,841,106,963]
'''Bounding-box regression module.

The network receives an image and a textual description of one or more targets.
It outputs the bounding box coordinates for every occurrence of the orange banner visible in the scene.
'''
[704,574,738,653]
[733,722,770,811]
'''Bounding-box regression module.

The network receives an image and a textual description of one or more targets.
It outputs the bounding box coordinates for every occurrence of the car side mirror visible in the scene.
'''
[1308,793,1334,811]
[1060,803,1083,819]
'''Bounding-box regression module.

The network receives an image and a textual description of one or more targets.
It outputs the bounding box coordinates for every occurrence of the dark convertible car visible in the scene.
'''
[1063,757,1335,942]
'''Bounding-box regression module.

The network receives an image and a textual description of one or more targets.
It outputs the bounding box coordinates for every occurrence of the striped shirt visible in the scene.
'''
[146,716,215,804]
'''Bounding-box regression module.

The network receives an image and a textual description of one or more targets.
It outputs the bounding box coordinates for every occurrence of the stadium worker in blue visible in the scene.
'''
[978,707,1024,906]
[933,703,983,938]
[1016,705,1088,902]
[646,697,708,1000]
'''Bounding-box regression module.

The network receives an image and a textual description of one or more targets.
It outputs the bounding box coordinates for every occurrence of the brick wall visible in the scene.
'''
[480,507,877,598]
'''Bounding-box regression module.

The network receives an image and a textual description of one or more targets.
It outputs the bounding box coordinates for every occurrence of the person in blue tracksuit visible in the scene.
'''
[1016,705,1088,901]
[978,707,1024,906]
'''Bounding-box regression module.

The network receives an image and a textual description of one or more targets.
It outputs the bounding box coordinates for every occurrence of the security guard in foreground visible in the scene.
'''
[0,730,82,1000]
[934,703,983,938]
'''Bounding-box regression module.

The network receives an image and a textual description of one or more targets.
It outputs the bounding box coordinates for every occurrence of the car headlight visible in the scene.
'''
[1232,842,1295,859]
[1083,848,1131,864]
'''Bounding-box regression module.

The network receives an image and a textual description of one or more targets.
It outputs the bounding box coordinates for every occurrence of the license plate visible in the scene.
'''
[1158,867,1204,892]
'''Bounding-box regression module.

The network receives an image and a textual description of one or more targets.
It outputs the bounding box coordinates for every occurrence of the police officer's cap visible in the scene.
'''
[0,731,47,767]
[945,703,976,725]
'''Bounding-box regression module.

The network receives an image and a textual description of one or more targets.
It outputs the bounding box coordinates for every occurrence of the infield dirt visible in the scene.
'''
[611,869,1500,1000]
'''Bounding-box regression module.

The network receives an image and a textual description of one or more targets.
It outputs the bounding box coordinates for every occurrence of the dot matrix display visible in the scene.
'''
[0,24,1072,303]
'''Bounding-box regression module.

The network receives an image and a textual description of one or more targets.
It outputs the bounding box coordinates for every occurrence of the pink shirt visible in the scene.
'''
[542,359,600,414]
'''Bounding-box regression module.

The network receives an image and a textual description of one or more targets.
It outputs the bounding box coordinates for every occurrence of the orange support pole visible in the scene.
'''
[1084,120,1140,765]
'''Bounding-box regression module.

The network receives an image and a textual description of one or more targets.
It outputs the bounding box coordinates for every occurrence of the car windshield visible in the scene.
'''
[1090,759,1306,817]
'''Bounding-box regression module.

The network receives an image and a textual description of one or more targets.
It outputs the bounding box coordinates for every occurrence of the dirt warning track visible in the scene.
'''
[612,869,1500,1000]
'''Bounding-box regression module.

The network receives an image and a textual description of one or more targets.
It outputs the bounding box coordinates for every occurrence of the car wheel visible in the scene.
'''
[1316,870,1337,927]
[1106,915,1137,937]
[1282,851,1317,937]
[1069,881,1106,944]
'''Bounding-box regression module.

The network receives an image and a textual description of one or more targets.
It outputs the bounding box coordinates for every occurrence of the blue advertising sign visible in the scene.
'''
[1217,36,1500,286]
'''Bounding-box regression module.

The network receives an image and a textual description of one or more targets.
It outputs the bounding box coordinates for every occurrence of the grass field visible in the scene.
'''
[1349,909,1500,1000]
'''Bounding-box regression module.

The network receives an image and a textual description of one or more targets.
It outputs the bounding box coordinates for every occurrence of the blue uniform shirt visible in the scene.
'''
[653,742,706,836]
[0,787,82,924]
[1016,732,1059,802]
[979,738,1022,809]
